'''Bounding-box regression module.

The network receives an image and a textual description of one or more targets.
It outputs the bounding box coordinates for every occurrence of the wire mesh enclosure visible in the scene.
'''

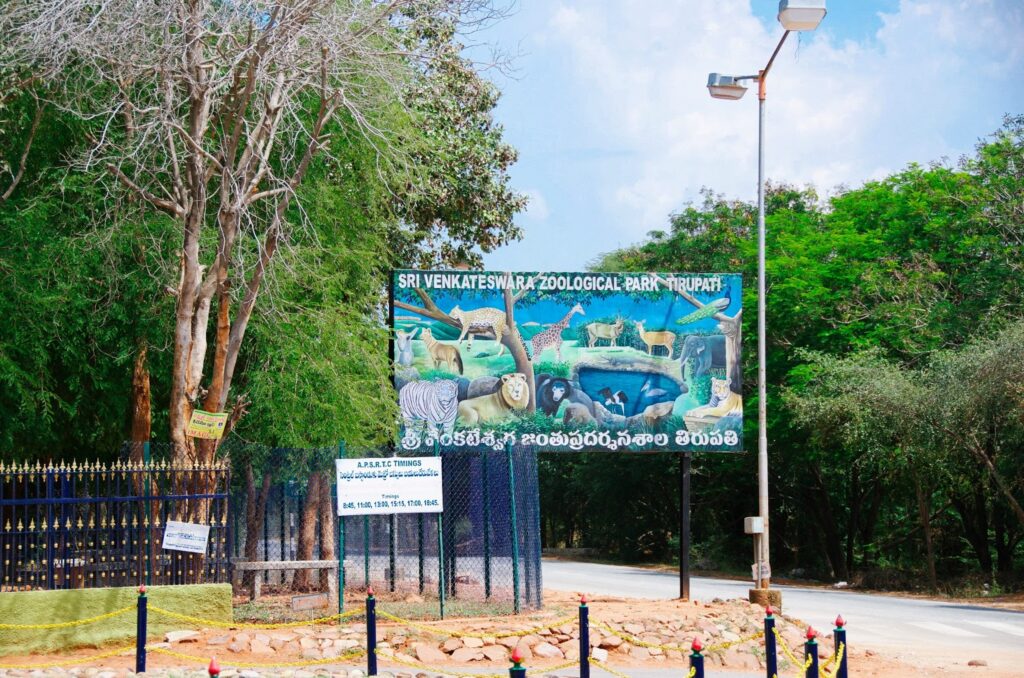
[233,444,542,615]
[0,458,231,591]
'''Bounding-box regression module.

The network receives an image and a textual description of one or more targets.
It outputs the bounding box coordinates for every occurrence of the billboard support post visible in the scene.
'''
[680,452,691,600]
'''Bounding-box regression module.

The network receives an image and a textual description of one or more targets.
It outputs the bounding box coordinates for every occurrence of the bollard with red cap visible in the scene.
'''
[208,657,221,678]
[764,605,778,678]
[689,638,705,678]
[366,587,377,676]
[834,615,848,678]
[135,584,148,673]
[579,595,590,678]
[804,626,819,678]
[509,646,527,678]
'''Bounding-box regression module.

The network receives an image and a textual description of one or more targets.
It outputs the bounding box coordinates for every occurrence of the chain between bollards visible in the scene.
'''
[366,588,378,676]
[763,606,777,678]
[135,585,148,673]
[689,638,705,678]
[579,595,590,678]
[804,627,819,678]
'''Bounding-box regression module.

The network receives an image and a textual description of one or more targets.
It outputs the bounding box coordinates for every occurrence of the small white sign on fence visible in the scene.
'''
[162,520,211,554]
[336,457,443,516]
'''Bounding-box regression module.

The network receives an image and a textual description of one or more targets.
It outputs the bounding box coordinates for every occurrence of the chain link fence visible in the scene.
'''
[232,444,542,617]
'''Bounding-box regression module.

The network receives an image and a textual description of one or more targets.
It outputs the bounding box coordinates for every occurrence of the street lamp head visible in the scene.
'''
[707,73,748,100]
[778,0,827,31]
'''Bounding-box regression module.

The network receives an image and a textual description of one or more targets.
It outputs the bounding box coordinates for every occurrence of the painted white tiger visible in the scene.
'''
[399,379,459,440]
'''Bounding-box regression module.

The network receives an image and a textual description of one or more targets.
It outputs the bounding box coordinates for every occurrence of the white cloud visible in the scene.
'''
[545,0,1024,237]
[521,188,550,221]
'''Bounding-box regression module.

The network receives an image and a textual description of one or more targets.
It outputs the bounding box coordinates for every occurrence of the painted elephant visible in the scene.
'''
[679,334,726,379]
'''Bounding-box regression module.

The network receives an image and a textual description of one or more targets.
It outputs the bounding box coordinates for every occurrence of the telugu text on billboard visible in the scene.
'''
[392,271,743,453]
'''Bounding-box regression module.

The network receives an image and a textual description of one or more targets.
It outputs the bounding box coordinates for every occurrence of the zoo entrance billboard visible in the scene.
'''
[392,271,742,453]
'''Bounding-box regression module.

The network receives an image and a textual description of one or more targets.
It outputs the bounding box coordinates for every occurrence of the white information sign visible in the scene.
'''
[162,520,211,554]
[336,457,443,516]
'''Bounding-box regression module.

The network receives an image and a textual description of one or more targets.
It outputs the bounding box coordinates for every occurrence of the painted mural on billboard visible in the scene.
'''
[391,271,742,452]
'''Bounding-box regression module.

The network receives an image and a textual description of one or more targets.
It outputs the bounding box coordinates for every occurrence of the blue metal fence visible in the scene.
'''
[0,459,231,591]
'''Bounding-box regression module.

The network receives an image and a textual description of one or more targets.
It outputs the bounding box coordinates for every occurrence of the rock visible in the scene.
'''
[207,635,231,646]
[467,376,500,399]
[450,648,484,663]
[335,639,360,650]
[165,630,201,643]
[413,643,447,664]
[498,637,520,649]
[623,623,645,636]
[302,648,322,660]
[481,646,507,662]
[462,637,484,649]
[234,633,252,646]
[250,640,274,655]
[404,594,425,604]
[512,640,533,661]
[520,634,543,647]
[567,388,596,415]
[442,638,464,653]
[295,671,316,678]
[300,637,319,649]
[350,670,365,678]
[532,643,564,659]
[227,642,246,654]
[591,648,609,662]
[240,671,260,678]
[630,647,651,661]
[599,635,623,649]
[968,659,988,667]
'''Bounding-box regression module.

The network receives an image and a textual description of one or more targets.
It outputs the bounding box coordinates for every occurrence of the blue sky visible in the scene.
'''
[469,1,1024,271]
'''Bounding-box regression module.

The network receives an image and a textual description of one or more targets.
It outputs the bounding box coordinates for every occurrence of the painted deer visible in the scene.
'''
[586,318,624,348]
[634,320,676,359]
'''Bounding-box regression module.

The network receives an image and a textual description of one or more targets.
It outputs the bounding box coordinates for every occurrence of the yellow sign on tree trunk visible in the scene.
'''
[186,410,228,439]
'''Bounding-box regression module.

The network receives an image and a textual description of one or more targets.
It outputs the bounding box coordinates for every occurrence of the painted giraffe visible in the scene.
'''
[530,303,585,363]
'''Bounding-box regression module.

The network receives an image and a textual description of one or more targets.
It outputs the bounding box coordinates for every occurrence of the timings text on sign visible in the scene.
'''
[335,457,443,516]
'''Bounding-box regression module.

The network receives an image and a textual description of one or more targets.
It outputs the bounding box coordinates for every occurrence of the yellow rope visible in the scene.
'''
[377,610,577,639]
[687,667,697,678]
[0,606,135,630]
[772,627,813,672]
[375,649,507,678]
[594,620,762,655]
[0,645,135,669]
[590,658,633,678]
[148,645,367,668]
[540,658,582,673]
[148,605,365,630]
[819,641,845,677]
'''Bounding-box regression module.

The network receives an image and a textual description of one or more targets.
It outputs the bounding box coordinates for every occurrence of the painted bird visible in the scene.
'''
[675,285,732,326]
[641,381,668,398]
[598,387,629,416]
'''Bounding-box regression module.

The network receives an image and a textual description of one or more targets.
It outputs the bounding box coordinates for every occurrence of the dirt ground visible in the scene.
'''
[0,588,1020,677]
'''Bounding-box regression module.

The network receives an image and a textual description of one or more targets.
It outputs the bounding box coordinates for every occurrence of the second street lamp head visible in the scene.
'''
[777,0,827,31]
[707,73,748,100]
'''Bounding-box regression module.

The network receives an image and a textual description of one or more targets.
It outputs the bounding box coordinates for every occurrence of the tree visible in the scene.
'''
[2,0,501,460]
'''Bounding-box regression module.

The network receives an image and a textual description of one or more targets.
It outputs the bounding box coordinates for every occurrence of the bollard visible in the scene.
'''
[689,638,705,678]
[834,615,848,678]
[509,647,527,678]
[764,605,778,678]
[804,626,819,678]
[208,657,221,678]
[367,587,378,676]
[135,585,148,673]
[579,595,590,678]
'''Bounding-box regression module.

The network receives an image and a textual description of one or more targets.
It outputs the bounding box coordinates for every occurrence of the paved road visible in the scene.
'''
[542,559,1024,670]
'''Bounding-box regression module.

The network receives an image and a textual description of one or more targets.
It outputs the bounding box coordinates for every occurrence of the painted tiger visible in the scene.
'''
[399,379,459,440]
[687,377,742,418]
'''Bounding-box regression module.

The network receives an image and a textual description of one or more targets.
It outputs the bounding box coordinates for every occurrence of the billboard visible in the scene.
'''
[392,271,742,452]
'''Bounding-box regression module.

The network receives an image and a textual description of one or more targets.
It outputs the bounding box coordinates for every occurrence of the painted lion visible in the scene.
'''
[457,373,530,424]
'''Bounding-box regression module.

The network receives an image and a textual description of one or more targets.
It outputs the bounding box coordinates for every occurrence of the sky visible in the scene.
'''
[470,0,1024,271]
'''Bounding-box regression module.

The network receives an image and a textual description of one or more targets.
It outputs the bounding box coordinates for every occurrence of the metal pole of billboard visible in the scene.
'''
[337,441,346,614]
[707,2,826,605]
[435,440,446,619]
[482,448,492,599]
[679,452,691,600]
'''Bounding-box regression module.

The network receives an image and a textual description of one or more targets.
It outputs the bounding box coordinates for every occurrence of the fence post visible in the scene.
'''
[506,442,521,614]
[764,605,777,678]
[482,448,491,599]
[434,441,446,619]
[136,585,148,673]
[689,638,705,678]
[337,440,346,615]
[367,587,378,676]
[509,647,527,678]
[804,627,819,678]
[834,615,848,678]
[579,595,590,678]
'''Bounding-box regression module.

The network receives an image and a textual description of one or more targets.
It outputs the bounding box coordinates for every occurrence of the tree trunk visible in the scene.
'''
[809,462,848,580]
[953,483,993,576]
[292,472,323,591]
[914,476,938,591]
[243,464,273,591]
[130,342,151,451]
[502,288,536,412]
[318,473,335,589]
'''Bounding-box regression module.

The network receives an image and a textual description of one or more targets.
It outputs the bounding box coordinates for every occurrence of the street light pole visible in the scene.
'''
[707,0,826,605]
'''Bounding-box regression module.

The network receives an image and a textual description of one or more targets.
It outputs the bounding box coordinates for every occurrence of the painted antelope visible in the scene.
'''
[586,318,625,348]
[634,320,676,359]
